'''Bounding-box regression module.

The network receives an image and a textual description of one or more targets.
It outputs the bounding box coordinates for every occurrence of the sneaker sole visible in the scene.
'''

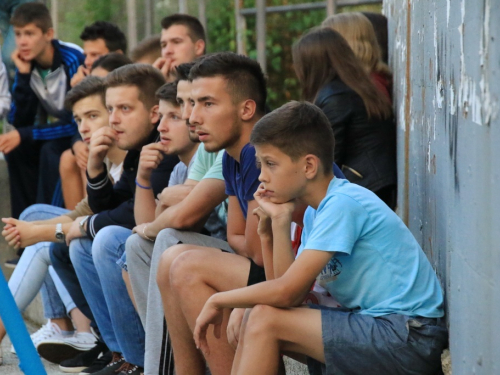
[59,364,88,373]
[37,342,89,364]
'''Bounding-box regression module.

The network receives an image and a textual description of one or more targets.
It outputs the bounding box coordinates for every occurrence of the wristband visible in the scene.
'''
[135,178,152,190]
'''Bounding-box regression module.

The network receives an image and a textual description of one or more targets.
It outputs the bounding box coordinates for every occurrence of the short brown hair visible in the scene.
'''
[11,3,53,33]
[160,14,205,44]
[251,101,335,173]
[104,64,166,109]
[130,35,162,63]
[156,82,179,107]
[189,52,267,115]
[65,76,106,111]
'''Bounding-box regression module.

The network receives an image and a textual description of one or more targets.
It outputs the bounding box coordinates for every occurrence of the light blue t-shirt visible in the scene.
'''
[298,178,444,318]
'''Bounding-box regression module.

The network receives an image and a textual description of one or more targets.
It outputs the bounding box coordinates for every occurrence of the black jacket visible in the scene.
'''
[315,78,396,193]
[85,131,179,238]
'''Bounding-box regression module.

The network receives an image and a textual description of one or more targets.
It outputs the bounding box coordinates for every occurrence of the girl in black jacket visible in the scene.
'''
[292,27,397,209]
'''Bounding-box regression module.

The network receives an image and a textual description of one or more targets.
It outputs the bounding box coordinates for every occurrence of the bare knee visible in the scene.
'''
[168,249,205,291]
[59,149,78,174]
[157,244,195,289]
[244,305,278,339]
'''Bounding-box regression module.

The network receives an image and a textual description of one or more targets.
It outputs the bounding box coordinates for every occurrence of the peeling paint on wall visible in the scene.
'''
[384,0,500,373]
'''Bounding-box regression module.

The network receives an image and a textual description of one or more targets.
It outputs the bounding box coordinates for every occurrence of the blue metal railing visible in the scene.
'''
[0,269,47,374]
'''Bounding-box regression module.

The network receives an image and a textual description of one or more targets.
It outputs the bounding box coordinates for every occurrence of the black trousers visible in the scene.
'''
[5,137,72,219]
[50,242,97,329]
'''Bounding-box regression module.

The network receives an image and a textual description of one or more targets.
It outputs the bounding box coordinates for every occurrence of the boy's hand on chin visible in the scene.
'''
[254,184,295,221]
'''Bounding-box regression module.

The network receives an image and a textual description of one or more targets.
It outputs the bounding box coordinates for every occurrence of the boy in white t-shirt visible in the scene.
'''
[194,101,447,375]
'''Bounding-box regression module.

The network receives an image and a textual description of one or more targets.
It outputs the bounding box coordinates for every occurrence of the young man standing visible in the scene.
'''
[153,14,205,82]
[0,3,84,221]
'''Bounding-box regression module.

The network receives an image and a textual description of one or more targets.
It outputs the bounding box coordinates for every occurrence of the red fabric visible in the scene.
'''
[370,72,392,103]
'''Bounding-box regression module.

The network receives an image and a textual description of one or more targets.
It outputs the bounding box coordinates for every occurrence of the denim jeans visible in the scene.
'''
[8,204,75,319]
[70,226,145,367]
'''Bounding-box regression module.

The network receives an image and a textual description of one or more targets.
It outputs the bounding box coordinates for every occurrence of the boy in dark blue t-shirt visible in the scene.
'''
[194,101,447,375]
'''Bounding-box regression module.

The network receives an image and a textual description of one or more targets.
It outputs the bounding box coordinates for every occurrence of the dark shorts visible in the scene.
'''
[247,258,266,286]
[307,305,448,375]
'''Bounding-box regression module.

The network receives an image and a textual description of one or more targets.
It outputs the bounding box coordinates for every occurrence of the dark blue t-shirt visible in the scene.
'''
[222,143,261,218]
[222,143,346,219]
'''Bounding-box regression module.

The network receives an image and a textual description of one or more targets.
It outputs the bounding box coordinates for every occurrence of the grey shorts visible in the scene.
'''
[307,305,448,375]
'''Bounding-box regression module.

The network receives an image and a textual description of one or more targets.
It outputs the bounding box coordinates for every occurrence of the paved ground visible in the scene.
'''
[0,321,63,374]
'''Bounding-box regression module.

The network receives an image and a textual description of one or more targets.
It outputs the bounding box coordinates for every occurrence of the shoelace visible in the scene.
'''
[32,321,61,342]
[107,352,124,367]
[116,361,139,374]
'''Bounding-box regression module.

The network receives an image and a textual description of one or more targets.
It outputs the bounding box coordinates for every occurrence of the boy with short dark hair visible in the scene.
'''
[194,101,448,375]
[71,21,127,87]
[153,14,205,81]
[0,2,84,220]
[51,65,186,375]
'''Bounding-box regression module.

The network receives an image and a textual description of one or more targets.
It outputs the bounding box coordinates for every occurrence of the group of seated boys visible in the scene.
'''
[0,3,447,375]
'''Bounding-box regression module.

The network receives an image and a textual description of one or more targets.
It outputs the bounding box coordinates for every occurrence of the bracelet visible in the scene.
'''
[135,178,152,190]
[142,224,155,242]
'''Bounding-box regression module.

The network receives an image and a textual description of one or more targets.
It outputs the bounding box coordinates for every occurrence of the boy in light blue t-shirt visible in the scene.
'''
[194,101,447,375]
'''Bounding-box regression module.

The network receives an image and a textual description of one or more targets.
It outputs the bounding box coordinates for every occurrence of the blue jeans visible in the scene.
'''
[70,226,145,366]
[9,204,75,319]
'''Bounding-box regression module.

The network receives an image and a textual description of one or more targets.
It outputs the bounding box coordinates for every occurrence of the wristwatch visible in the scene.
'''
[79,216,90,236]
[55,223,65,243]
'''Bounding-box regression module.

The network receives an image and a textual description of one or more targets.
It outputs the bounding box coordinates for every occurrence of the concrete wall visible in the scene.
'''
[384,1,499,374]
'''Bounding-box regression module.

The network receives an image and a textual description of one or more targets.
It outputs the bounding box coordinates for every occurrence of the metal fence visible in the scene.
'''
[384,0,499,373]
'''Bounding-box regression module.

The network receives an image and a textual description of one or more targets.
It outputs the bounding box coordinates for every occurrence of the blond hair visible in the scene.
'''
[322,12,391,78]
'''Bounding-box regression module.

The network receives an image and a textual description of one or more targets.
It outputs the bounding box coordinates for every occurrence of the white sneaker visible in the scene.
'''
[60,332,97,351]
[10,320,73,355]
[37,331,97,364]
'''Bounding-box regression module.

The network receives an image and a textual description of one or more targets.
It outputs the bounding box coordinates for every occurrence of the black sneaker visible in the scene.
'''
[58,341,108,373]
[90,352,125,375]
[4,258,19,269]
[79,350,113,374]
[115,361,144,375]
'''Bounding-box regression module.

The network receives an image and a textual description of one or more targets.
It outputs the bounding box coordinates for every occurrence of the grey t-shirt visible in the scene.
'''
[168,157,195,187]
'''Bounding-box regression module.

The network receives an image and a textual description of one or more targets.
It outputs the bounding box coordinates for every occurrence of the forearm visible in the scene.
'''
[134,183,157,225]
[22,222,73,246]
[271,218,295,278]
[210,277,305,310]
[32,216,73,226]
[227,233,248,258]
[260,236,274,280]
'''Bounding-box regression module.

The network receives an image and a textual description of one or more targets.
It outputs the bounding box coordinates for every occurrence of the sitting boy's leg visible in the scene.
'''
[37,138,71,205]
[19,203,69,222]
[234,306,323,375]
[92,226,145,367]
[59,149,85,210]
[69,237,120,354]
[125,234,155,326]
[50,242,95,324]
[165,248,253,375]
[128,228,232,375]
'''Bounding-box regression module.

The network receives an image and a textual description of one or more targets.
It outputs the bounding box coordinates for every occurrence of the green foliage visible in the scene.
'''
[51,0,382,108]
